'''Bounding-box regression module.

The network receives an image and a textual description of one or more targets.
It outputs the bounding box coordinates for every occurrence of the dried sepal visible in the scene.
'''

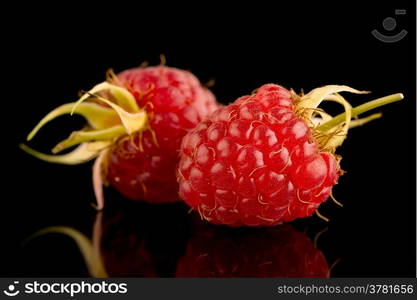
[27,102,119,141]
[92,150,110,211]
[19,141,110,165]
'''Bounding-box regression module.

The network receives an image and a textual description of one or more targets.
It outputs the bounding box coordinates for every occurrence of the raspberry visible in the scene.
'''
[175,223,329,277]
[178,84,403,226]
[106,67,217,204]
[21,65,218,208]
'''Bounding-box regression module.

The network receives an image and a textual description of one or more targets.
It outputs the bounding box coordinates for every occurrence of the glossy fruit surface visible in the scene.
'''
[178,84,337,226]
[178,84,403,226]
[107,66,217,203]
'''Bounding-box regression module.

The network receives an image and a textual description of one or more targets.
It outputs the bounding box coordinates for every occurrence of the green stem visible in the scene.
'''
[317,93,404,132]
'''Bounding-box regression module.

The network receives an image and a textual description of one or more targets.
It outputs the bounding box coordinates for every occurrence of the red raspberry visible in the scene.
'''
[178,84,403,226]
[106,67,217,203]
[176,223,329,277]
[22,65,218,208]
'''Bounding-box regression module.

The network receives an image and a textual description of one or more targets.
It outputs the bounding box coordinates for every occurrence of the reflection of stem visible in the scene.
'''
[92,211,105,276]
[313,227,329,249]
[92,212,104,262]
[27,226,108,278]
[327,258,341,278]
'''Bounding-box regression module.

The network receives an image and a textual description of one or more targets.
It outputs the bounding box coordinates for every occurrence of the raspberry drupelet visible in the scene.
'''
[21,65,218,208]
[177,84,403,226]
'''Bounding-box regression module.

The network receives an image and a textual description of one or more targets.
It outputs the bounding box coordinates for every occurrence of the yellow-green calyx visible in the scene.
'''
[20,82,147,165]
[294,85,404,152]
[20,81,148,211]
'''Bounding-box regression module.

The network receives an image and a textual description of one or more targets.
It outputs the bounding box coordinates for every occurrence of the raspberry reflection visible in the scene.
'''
[176,222,329,277]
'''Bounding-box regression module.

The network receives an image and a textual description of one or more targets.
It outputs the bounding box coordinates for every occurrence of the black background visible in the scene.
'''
[2,1,416,277]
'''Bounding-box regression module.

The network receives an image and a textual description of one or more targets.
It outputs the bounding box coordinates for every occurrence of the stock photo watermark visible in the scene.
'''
[371,9,407,43]
[2,280,128,297]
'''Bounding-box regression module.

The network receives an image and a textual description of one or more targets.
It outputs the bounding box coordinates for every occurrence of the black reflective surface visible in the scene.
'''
[3,1,416,277]
[14,197,333,277]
